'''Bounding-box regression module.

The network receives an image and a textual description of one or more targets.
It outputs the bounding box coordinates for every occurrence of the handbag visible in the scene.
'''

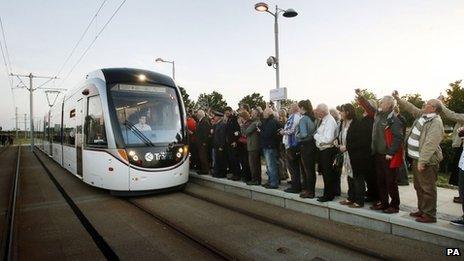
[333,152,344,170]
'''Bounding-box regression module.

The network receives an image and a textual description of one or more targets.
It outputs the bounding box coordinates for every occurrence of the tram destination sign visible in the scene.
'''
[116,84,167,93]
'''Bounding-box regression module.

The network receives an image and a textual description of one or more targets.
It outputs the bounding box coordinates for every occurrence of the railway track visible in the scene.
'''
[126,199,234,260]
[182,189,382,259]
[33,150,119,260]
[5,147,447,260]
[30,147,380,260]
[32,148,230,260]
[1,145,20,261]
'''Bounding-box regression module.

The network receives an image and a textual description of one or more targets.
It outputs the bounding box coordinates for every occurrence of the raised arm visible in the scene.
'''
[355,89,376,118]
[440,103,464,124]
[392,90,422,118]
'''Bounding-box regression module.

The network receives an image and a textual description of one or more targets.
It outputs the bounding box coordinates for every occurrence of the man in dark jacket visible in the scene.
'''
[356,100,378,203]
[224,107,242,181]
[212,111,227,178]
[260,108,280,189]
[196,109,212,175]
[346,112,372,207]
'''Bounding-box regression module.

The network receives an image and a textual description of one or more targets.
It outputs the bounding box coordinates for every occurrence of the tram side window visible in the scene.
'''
[53,124,62,143]
[63,108,76,146]
[63,127,75,146]
[85,95,107,147]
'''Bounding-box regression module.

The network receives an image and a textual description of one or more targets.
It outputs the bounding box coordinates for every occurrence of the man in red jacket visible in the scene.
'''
[187,109,198,170]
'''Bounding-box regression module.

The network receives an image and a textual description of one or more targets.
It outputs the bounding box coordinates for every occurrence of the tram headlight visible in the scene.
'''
[133,155,139,161]
[176,152,182,158]
[182,145,188,157]
[138,74,146,81]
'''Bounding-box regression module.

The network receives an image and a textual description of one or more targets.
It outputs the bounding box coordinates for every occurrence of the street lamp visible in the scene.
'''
[254,2,298,109]
[155,57,176,80]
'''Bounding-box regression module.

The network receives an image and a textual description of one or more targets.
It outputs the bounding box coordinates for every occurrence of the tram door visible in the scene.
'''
[76,98,84,177]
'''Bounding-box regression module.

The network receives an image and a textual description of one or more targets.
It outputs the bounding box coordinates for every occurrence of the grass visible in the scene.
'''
[436,172,459,189]
[13,137,31,145]
[407,172,458,189]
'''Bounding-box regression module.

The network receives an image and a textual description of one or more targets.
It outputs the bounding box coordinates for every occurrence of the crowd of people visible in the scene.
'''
[186,89,464,226]
[0,132,15,146]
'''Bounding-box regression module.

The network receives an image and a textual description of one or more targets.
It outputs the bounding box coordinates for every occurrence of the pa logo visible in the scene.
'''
[446,248,461,256]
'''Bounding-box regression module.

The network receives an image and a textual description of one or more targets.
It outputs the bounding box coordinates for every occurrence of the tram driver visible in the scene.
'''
[134,115,152,131]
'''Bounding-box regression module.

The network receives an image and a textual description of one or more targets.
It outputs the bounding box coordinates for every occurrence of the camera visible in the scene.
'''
[458,128,464,138]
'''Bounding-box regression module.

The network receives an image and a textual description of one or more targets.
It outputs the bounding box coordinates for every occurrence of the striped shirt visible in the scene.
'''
[283,113,301,149]
[407,113,437,159]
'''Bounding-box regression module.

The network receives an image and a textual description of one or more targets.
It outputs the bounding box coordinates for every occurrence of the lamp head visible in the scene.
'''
[155,58,164,62]
[254,2,269,12]
[283,8,298,18]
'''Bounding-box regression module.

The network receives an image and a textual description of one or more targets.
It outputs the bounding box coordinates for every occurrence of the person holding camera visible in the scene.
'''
[437,96,464,204]
[356,90,403,214]
[393,91,444,223]
[451,127,464,226]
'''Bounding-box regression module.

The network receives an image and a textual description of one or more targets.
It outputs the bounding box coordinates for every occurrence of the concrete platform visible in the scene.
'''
[190,172,464,248]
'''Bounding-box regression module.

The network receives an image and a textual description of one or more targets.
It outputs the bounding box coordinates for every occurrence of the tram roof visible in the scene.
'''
[100,68,176,87]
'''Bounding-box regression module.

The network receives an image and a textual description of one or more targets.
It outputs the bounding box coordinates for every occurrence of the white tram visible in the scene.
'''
[36,68,189,194]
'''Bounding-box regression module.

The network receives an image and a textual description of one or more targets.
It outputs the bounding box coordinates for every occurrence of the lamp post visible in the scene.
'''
[254,2,297,109]
[155,57,175,80]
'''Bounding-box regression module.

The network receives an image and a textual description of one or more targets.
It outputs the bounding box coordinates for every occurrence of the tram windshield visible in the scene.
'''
[110,84,183,146]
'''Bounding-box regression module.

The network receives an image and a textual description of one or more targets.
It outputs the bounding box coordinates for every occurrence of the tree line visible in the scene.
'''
[179,80,464,128]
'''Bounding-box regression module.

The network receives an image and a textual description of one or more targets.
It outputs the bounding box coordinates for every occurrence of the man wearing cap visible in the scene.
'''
[224,107,242,181]
[212,110,227,178]
[196,109,212,175]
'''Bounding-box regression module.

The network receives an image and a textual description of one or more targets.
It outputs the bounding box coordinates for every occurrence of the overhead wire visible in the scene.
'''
[0,16,12,72]
[36,77,56,89]
[0,16,16,109]
[61,0,127,84]
[54,0,108,78]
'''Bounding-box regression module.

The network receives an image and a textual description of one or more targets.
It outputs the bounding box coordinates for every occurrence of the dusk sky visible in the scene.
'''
[1,0,464,130]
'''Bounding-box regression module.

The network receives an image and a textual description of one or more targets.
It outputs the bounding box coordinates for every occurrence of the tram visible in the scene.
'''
[35,68,189,194]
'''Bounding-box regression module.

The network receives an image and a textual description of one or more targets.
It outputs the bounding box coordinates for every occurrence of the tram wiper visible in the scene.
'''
[123,120,155,147]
